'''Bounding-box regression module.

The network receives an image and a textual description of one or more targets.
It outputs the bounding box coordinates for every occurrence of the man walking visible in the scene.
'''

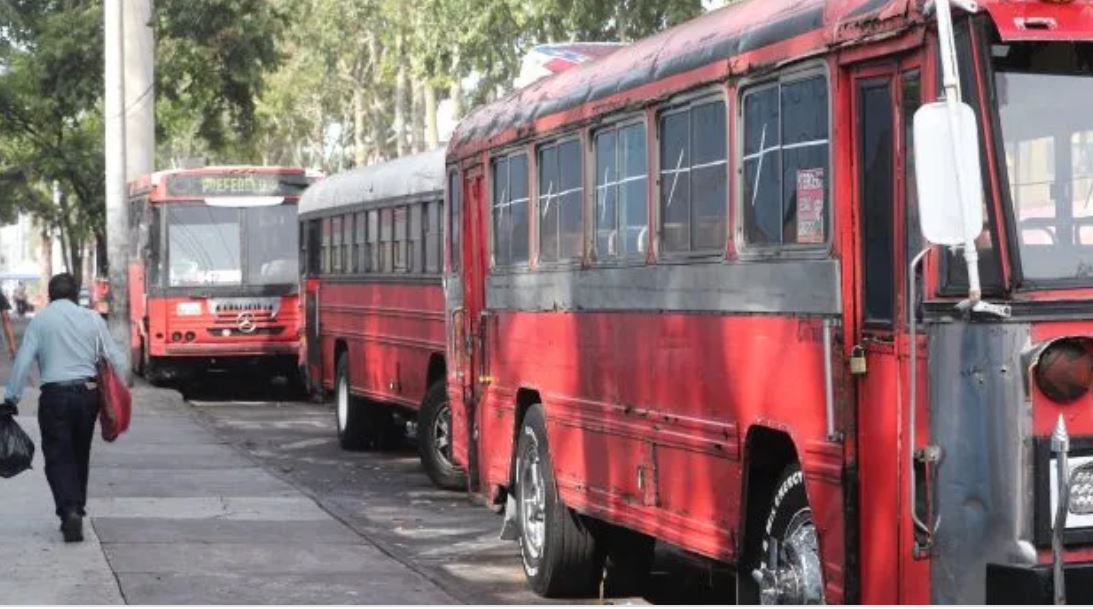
[0,289,16,360]
[2,273,126,542]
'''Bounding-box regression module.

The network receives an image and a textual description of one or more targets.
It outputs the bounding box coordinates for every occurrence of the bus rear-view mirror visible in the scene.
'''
[913,101,985,247]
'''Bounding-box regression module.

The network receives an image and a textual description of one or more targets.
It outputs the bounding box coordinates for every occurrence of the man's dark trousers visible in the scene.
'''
[37,384,99,518]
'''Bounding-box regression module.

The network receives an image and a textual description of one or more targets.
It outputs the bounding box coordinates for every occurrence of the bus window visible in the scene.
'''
[246,205,299,285]
[321,217,331,274]
[167,206,242,287]
[341,213,354,273]
[660,98,727,254]
[492,152,530,268]
[381,208,394,273]
[355,212,366,273]
[394,206,408,272]
[307,219,322,276]
[538,138,583,263]
[331,216,343,273]
[448,170,461,272]
[410,203,423,273]
[595,122,648,260]
[742,74,830,248]
[368,209,380,272]
[426,201,441,274]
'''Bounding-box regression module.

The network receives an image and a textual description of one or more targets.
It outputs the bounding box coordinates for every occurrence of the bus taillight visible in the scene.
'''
[1036,338,1093,404]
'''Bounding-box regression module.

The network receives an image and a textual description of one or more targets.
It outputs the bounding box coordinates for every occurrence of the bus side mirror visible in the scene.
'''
[913,101,985,247]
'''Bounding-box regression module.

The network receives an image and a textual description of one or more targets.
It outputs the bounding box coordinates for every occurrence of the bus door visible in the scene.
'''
[849,58,928,604]
[455,165,487,490]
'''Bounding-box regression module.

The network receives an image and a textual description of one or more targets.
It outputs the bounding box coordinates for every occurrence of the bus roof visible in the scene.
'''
[299,149,446,218]
[448,0,1093,159]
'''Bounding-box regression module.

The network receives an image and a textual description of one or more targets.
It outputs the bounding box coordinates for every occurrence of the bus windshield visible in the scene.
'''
[994,42,1093,284]
[245,205,299,285]
[166,203,298,288]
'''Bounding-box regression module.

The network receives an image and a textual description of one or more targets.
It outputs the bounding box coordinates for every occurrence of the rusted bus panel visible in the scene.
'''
[928,321,1034,605]
[316,280,445,411]
[485,259,842,316]
[983,0,1093,42]
[479,309,836,559]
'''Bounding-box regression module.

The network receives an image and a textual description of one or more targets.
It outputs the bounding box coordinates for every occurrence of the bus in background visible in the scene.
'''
[445,0,1093,604]
[128,166,311,385]
[298,149,463,490]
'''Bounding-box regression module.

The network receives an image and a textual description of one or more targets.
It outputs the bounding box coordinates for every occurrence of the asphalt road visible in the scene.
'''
[182,370,736,605]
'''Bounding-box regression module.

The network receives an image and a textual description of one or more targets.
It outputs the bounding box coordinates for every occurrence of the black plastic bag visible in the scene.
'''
[0,415,34,478]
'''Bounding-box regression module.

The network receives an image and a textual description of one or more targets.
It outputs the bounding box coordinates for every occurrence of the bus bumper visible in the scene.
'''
[986,562,1093,604]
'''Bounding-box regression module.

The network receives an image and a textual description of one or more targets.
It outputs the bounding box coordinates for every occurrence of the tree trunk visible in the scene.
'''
[38,222,53,292]
[353,85,368,167]
[425,82,440,149]
[449,52,464,121]
[394,57,409,157]
[411,80,426,154]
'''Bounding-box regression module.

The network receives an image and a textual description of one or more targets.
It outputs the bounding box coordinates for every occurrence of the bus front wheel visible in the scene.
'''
[335,354,368,450]
[751,464,824,605]
[514,404,602,598]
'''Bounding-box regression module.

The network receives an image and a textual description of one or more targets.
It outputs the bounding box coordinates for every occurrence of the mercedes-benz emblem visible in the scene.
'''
[236,311,257,334]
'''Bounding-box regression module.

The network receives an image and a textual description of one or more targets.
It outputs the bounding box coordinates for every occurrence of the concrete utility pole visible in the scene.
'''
[124,0,155,181]
[104,0,131,372]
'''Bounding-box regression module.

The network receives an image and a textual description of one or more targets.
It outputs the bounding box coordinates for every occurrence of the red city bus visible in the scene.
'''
[444,0,1093,603]
[298,150,464,489]
[128,166,311,384]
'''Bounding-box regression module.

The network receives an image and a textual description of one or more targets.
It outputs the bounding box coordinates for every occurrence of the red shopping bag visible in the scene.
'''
[97,344,131,442]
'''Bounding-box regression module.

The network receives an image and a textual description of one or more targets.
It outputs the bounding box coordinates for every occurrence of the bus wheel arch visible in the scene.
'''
[738,425,820,604]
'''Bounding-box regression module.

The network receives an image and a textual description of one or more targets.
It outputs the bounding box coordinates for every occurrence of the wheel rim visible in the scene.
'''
[758,508,824,605]
[336,374,349,432]
[518,429,547,566]
[431,401,455,469]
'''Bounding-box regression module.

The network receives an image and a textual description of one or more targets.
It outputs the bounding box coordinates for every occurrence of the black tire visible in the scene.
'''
[751,464,825,605]
[418,381,467,490]
[515,404,603,598]
[601,525,655,598]
[335,353,369,450]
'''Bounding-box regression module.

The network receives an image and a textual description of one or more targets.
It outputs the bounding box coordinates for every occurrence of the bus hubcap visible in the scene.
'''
[754,510,824,605]
[432,402,454,468]
[518,434,546,563]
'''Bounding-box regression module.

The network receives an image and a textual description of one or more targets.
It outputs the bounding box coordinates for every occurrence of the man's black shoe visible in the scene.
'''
[60,512,83,543]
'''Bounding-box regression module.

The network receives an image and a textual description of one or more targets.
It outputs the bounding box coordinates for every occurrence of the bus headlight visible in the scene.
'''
[1070,462,1093,515]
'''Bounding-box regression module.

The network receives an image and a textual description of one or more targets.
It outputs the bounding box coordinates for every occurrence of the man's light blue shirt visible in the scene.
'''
[5,299,127,405]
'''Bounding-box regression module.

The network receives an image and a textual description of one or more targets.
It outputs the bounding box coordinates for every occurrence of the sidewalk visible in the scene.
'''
[0,381,456,604]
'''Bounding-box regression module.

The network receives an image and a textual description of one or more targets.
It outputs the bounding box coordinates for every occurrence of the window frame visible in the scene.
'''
[489,147,532,271]
[590,115,650,266]
[447,167,462,274]
[536,134,586,267]
[735,61,834,261]
[654,88,731,261]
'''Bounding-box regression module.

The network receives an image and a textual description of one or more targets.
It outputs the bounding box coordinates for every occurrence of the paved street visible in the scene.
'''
[0,318,732,604]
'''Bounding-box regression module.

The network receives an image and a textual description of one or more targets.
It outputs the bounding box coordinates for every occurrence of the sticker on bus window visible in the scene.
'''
[796,168,825,244]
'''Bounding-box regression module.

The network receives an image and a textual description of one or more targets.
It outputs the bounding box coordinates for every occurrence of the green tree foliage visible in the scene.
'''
[155,0,288,162]
[251,0,707,172]
[0,1,105,274]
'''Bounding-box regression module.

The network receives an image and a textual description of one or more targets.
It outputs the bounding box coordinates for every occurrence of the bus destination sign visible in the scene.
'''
[166,173,310,198]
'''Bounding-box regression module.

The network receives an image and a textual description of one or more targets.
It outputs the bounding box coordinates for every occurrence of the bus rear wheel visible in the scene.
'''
[418,381,467,490]
[335,353,398,450]
[335,354,369,450]
[751,464,824,605]
[515,404,602,598]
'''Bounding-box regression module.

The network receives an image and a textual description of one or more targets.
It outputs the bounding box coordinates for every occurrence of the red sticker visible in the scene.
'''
[796,168,825,244]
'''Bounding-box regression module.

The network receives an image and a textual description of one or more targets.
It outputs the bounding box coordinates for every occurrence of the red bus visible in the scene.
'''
[127,166,310,384]
[444,0,1093,603]
[298,150,464,489]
